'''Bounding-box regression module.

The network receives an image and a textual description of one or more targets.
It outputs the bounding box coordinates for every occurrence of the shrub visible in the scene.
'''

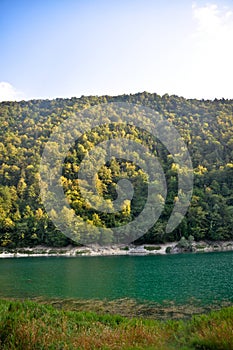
[144,246,161,251]
[196,244,206,249]
[177,237,190,249]
[165,246,172,254]
[120,246,129,251]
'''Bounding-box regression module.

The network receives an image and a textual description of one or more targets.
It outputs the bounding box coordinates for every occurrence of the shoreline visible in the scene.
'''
[0,240,233,258]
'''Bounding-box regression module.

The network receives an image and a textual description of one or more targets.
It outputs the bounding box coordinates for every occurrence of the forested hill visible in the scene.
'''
[0,92,232,247]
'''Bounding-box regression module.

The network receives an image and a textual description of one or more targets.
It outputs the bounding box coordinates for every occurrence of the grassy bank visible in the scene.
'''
[0,300,233,349]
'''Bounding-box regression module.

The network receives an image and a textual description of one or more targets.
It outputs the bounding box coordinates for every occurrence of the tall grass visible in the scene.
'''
[0,299,233,349]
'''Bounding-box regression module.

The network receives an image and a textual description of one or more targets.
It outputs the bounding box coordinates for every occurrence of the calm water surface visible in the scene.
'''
[0,252,233,305]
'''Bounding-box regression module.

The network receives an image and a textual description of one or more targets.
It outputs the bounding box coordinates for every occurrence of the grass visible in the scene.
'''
[0,300,233,349]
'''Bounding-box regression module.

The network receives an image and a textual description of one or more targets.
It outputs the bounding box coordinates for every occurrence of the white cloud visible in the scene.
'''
[0,82,25,102]
[189,3,233,99]
[192,3,233,36]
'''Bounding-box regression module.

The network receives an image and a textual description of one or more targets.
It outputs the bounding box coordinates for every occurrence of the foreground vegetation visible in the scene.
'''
[0,299,233,349]
[0,92,233,247]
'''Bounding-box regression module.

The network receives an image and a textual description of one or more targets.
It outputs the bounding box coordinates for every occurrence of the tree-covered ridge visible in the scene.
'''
[0,92,232,247]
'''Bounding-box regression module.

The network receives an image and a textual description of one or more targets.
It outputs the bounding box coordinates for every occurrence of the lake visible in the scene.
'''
[0,251,233,305]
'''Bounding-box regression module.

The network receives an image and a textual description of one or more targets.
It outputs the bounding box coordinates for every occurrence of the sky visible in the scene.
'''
[0,0,233,101]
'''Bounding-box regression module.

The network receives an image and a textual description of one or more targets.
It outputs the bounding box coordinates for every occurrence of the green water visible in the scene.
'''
[0,252,233,305]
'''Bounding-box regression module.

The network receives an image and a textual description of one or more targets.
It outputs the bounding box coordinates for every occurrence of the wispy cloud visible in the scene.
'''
[0,82,24,102]
[192,3,233,58]
[192,3,233,36]
[190,3,233,98]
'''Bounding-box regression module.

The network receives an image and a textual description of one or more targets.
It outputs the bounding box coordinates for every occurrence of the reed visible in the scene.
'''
[0,299,233,349]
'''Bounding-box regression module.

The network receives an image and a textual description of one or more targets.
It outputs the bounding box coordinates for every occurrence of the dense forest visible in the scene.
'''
[0,92,232,247]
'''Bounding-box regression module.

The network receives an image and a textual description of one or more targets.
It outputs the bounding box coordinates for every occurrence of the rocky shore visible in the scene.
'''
[0,240,233,258]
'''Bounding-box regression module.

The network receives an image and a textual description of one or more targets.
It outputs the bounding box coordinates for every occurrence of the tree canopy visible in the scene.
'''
[0,92,232,247]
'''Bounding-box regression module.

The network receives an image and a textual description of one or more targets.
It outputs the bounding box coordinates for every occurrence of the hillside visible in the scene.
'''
[0,92,232,247]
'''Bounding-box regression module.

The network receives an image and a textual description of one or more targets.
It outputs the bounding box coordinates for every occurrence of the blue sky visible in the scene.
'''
[0,0,233,101]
